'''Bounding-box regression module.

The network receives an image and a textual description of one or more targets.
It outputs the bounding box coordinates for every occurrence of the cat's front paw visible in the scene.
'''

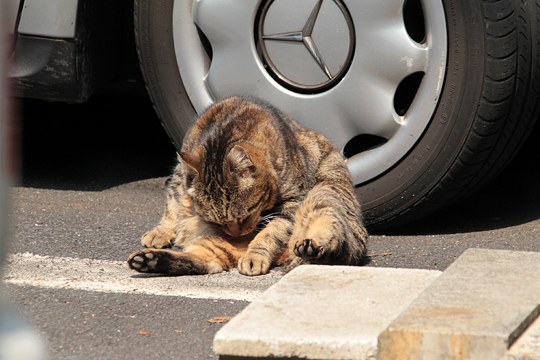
[141,229,174,248]
[294,239,325,260]
[238,252,271,276]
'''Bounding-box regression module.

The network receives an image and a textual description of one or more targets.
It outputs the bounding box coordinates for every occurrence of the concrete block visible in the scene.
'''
[378,249,540,360]
[213,265,441,359]
[505,315,540,360]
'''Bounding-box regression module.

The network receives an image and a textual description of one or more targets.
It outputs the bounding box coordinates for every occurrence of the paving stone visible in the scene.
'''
[378,249,540,360]
[213,265,441,359]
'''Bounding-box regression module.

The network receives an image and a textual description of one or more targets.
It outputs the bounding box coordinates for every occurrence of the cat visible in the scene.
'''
[128,96,368,276]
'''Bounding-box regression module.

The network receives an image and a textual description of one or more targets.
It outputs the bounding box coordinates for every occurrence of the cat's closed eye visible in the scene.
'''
[246,195,265,213]
[185,172,196,187]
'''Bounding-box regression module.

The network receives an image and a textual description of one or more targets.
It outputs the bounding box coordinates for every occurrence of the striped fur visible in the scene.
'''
[128,97,368,276]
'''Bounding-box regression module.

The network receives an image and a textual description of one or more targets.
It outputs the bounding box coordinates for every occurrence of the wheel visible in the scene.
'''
[134,0,540,229]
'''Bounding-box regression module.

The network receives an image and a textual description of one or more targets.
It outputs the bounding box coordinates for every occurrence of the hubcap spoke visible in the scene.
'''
[331,0,430,138]
[194,0,264,101]
[348,0,428,86]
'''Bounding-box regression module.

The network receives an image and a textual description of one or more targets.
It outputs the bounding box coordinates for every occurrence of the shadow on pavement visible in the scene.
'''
[18,93,540,233]
[19,94,176,191]
[387,122,540,235]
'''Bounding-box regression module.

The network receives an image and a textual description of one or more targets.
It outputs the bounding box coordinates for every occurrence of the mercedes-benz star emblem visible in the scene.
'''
[257,0,355,93]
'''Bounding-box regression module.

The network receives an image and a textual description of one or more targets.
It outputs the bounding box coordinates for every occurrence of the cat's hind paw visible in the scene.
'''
[294,239,325,260]
[127,249,209,276]
[128,249,161,273]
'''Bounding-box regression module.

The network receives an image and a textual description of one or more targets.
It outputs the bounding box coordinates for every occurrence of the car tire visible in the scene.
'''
[359,0,540,228]
[134,0,197,147]
[134,0,540,229]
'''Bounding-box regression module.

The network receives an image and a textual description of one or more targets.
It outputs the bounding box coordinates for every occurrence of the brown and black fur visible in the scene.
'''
[128,97,368,276]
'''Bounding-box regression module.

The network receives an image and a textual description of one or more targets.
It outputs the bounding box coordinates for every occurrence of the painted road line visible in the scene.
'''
[3,253,282,302]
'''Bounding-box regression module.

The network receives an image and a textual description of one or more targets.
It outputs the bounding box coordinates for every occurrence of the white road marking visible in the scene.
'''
[3,253,283,302]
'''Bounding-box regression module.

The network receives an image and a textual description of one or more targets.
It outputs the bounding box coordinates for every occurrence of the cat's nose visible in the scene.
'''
[225,223,243,237]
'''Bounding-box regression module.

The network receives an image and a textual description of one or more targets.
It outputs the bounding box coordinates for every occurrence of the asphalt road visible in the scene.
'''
[3,94,540,359]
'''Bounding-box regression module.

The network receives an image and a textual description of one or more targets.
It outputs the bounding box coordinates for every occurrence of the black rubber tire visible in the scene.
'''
[134,0,196,150]
[359,0,540,229]
[134,0,540,229]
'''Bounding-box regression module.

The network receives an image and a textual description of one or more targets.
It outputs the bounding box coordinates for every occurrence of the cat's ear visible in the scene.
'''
[227,144,257,176]
[178,148,203,174]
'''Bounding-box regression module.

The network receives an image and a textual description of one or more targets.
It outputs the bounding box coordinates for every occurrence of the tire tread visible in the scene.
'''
[371,0,540,228]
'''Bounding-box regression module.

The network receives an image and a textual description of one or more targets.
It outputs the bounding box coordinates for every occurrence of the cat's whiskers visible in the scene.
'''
[256,212,283,230]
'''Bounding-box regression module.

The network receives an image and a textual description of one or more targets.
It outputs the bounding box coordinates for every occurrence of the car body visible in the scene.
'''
[7,0,540,229]
[8,0,138,102]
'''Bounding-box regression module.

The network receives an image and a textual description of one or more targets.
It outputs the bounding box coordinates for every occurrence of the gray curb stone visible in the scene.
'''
[213,249,540,359]
[506,315,540,360]
[378,249,540,359]
[213,265,441,359]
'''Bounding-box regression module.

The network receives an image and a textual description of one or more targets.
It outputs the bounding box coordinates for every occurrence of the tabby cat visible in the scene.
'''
[128,97,368,276]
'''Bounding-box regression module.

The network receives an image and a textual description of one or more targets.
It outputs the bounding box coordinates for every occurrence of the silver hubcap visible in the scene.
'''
[172,0,447,184]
